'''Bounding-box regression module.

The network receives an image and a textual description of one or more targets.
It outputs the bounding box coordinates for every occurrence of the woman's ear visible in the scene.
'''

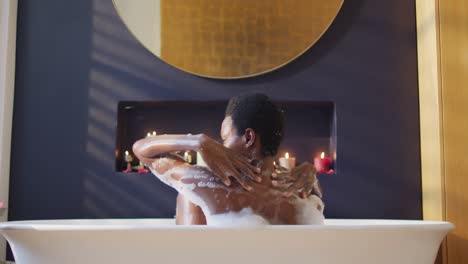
[244,128,256,148]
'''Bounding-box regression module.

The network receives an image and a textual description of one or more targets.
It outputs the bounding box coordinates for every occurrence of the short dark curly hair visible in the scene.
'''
[225,93,284,157]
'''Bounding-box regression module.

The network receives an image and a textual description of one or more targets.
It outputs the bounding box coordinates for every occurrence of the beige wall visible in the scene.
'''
[416,0,445,223]
[439,0,468,263]
[0,0,18,261]
[418,0,468,263]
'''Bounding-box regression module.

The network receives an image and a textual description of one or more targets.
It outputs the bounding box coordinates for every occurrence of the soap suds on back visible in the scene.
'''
[149,165,211,214]
[149,158,325,225]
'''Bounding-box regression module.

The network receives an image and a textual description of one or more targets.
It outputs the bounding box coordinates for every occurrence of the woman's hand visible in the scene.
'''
[272,162,321,198]
[198,134,261,191]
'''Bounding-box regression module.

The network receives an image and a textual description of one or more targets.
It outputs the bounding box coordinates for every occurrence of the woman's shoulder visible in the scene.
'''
[294,195,325,225]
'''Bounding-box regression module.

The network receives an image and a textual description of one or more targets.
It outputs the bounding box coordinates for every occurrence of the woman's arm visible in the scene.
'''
[141,156,229,216]
[133,134,260,189]
[176,194,207,225]
[132,134,203,160]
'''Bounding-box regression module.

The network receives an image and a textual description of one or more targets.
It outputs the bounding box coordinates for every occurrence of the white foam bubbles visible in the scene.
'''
[206,208,269,226]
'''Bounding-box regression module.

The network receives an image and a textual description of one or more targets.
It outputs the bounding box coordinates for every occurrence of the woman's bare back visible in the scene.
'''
[151,157,324,225]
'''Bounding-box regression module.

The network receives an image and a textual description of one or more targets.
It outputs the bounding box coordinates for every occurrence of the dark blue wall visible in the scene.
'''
[9,0,421,221]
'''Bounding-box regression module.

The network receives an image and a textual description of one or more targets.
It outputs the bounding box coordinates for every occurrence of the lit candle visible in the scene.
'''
[147,132,151,137]
[279,152,296,170]
[123,150,133,173]
[124,150,133,162]
[184,151,192,163]
[314,152,331,174]
[152,131,157,136]
[137,160,149,174]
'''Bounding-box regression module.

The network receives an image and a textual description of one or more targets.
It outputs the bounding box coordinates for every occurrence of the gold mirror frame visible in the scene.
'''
[113,0,344,79]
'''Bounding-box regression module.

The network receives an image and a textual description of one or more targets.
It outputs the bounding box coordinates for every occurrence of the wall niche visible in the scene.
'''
[116,101,337,174]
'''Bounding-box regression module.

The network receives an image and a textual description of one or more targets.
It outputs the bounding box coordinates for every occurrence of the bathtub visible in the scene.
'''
[0,219,453,264]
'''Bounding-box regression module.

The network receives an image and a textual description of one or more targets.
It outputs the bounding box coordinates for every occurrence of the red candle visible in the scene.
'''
[314,152,331,173]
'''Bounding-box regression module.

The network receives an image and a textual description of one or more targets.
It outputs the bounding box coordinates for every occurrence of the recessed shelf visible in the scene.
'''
[116,100,337,173]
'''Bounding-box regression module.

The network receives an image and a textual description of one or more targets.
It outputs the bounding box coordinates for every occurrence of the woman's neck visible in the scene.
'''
[258,156,275,187]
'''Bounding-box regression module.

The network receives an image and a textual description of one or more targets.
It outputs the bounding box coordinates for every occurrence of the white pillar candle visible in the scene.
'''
[184,151,193,163]
[279,152,296,170]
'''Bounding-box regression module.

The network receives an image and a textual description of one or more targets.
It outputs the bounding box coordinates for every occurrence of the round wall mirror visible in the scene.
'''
[113,0,344,79]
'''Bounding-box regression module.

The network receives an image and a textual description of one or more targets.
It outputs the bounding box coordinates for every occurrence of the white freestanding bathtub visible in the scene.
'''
[0,219,453,264]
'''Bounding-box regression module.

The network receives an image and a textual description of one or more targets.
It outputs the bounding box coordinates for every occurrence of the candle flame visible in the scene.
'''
[125,150,129,156]
[273,161,276,166]
[321,152,325,159]
[285,152,289,159]
[147,132,151,137]
[152,131,157,136]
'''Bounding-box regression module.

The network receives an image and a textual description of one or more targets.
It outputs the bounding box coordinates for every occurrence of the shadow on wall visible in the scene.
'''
[82,0,365,218]
[83,0,179,218]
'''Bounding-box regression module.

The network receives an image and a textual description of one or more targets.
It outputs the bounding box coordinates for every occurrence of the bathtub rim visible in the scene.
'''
[0,219,455,232]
